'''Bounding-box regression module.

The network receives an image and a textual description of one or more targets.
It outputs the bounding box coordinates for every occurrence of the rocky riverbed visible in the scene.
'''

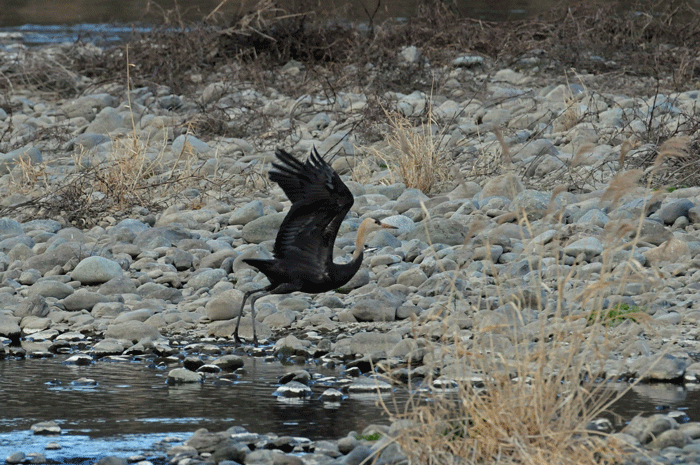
[2,26,700,464]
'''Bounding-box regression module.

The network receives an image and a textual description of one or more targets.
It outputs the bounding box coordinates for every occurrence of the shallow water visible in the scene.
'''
[3,350,700,462]
[608,381,700,421]
[0,352,406,462]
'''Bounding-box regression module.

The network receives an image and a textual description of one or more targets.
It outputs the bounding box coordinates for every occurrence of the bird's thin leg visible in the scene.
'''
[249,293,265,346]
[234,288,267,344]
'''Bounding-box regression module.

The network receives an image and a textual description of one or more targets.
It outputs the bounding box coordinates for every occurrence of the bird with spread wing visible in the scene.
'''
[234,148,396,344]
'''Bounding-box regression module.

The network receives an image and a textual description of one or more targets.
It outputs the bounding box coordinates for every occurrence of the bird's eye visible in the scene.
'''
[374,219,381,225]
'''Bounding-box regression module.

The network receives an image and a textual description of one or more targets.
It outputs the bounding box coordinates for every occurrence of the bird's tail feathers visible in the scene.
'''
[242,258,277,275]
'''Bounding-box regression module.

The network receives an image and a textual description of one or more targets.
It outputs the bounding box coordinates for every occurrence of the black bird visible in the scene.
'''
[234,148,396,344]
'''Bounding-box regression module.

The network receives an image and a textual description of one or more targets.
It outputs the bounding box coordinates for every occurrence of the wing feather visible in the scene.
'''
[269,148,354,274]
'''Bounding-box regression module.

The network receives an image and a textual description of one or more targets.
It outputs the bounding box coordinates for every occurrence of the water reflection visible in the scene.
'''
[609,382,697,419]
[9,23,151,45]
[0,354,401,460]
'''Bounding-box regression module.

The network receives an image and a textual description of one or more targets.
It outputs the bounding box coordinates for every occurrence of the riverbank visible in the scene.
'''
[2,3,700,464]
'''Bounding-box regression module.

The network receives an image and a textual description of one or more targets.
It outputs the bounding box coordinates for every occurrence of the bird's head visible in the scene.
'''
[357,217,398,243]
[354,218,398,259]
[362,217,398,234]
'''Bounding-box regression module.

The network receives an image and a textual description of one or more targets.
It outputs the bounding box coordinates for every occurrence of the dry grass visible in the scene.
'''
[367,107,451,194]
[380,257,641,464]
[11,157,49,193]
[389,333,626,464]
[0,127,209,226]
[626,134,700,189]
[370,144,684,464]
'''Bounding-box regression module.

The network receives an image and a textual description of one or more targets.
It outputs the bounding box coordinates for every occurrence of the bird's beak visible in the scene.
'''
[380,222,398,229]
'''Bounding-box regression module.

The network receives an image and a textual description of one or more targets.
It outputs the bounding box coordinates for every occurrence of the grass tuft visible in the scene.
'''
[368,106,450,194]
[387,319,628,464]
[588,303,646,327]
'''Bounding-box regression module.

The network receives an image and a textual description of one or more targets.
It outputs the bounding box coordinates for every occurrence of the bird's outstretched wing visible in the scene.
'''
[269,148,354,279]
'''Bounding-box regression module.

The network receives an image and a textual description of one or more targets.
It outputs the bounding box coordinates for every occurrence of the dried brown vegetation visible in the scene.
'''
[365,141,690,464]
[368,107,451,193]
[3,1,700,98]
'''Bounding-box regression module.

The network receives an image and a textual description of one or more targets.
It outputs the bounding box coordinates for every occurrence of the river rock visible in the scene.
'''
[333,332,402,356]
[24,243,83,275]
[241,212,286,243]
[167,368,204,384]
[655,198,694,225]
[114,308,153,323]
[186,268,227,290]
[210,440,250,463]
[172,134,210,156]
[134,226,192,249]
[347,376,393,394]
[5,452,25,464]
[62,290,111,311]
[86,106,123,134]
[643,237,691,265]
[64,354,93,365]
[207,318,271,341]
[638,354,687,381]
[136,283,183,303]
[351,300,396,322]
[263,309,296,328]
[274,335,310,356]
[229,200,264,225]
[274,381,311,398]
[481,172,524,199]
[205,289,244,321]
[198,249,238,269]
[28,280,74,299]
[320,388,343,402]
[14,295,49,319]
[0,314,21,343]
[91,338,126,357]
[212,354,244,371]
[30,421,61,434]
[563,237,603,261]
[91,302,127,318]
[0,217,23,237]
[104,320,162,343]
[94,456,128,465]
[99,275,138,295]
[342,445,373,465]
[407,217,467,246]
[73,132,110,151]
[0,146,42,175]
[648,429,689,450]
[71,256,124,284]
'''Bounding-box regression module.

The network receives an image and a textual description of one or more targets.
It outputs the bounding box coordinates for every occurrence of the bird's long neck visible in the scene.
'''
[352,219,371,262]
[327,219,370,290]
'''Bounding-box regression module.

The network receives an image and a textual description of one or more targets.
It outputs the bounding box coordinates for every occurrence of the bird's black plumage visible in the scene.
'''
[234,148,371,344]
